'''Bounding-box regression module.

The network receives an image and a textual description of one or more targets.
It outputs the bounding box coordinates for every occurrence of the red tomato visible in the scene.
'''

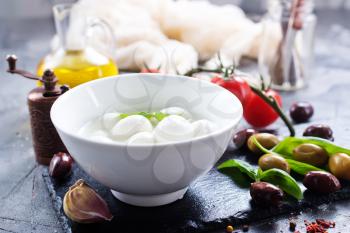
[243,89,282,128]
[211,75,251,104]
[140,68,160,73]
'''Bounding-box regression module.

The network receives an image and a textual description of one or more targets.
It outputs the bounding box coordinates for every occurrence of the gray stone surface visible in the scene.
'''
[0,9,350,233]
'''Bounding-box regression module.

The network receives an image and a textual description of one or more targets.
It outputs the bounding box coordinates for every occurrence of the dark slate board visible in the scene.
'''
[42,133,350,233]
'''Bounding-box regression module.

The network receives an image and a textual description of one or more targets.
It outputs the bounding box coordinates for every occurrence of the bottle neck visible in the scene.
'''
[54,4,87,51]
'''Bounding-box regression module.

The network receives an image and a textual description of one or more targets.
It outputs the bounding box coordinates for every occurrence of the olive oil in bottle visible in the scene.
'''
[38,3,119,88]
[37,48,118,88]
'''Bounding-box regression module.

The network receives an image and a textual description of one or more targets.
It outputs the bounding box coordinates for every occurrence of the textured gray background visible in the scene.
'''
[0,3,350,233]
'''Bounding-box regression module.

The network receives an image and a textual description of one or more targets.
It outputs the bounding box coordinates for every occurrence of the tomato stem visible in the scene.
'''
[184,66,295,136]
[249,85,295,136]
[184,67,222,77]
[259,75,266,91]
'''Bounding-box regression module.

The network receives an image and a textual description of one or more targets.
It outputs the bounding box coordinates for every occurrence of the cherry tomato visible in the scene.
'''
[243,89,282,127]
[140,68,160,73]
[211,75,251,104]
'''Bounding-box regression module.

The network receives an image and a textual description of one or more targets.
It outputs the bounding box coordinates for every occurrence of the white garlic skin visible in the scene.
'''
[192,119,217,137]
[111,115,153,141]
[154,115,194,142]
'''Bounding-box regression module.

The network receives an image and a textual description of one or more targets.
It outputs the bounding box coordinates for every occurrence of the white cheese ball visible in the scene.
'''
[160,107,192,120]
[154,115,194,142]
[128,132,155,145]
[101,112,120,129]
[111,115,153,140]
[89,130,114,143]
[192,119,216,137]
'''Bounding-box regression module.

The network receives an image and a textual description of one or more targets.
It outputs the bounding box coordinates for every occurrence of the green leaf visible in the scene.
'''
[257,168,264,181]
[218,159,257,181]
[286,159,324,175]
[259,168,303,200]
[119,111,169,122]
[119,113,129,119]
[137,111,153,119]
[273,137,350,157]
[218,167,252,188]
[153,112,169,121]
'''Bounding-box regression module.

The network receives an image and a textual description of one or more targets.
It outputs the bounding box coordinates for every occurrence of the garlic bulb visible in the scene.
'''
[63,179,113,223]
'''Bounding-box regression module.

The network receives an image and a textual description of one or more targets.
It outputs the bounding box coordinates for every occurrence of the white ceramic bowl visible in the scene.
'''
[51,74,242,207]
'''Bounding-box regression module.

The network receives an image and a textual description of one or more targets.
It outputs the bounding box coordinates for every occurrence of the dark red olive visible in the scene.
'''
[233,128,257,149]
[303,124,334,141]
[289,102,314,123]
[250,182,284,206]
[49,152,73,179]
[303,171,341,194]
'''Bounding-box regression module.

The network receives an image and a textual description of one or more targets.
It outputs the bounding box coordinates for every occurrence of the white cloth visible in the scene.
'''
[57,0,271,73]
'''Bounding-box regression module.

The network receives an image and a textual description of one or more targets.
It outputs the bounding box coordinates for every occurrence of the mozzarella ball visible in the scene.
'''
[101,112,120,129]
[154,115,194,142]
[128,132,155,145]
[160,107,192,120]
[89,130,114,143]
[192,119,216,137]
[78,120,101,136]
[111,115,153,140]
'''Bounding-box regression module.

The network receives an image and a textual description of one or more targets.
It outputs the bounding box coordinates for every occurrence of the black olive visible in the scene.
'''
[233,128,257,149]
[49,152,74,180]
[303,171,341,194]
[289,102,314,123]
[303,124,334,141]
[250,182,283,206]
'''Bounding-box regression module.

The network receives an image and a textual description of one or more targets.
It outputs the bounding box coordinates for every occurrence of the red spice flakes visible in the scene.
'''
[303,219,335,233]
[316,219,335,229]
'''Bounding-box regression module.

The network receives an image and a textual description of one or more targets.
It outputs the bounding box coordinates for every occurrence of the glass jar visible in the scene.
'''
[258,0,316,91]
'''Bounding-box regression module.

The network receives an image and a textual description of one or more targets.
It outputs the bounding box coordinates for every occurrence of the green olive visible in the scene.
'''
[247,133,279,155]
[258,153,290,173]
[329,153,350,180]
[292,143,328,166]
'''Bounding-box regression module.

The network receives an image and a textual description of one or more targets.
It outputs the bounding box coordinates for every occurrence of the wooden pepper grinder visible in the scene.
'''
[6,55,69,165]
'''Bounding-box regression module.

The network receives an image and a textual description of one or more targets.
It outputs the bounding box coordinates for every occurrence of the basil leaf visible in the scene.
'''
[218,159,257,181]
[119,111,168,121]
[137,111,153,119]
[153,112,169,121]
[257,168,264,181]
[286,159,324,175]
[259,168,303,200]
[119,113,129,119]
[273,137,350,157]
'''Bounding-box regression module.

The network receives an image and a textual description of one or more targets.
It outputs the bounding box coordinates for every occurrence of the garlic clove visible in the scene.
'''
[63,179,113,223]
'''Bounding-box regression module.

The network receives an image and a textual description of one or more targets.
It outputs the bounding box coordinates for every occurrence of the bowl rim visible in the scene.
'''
[51,73,243,147]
